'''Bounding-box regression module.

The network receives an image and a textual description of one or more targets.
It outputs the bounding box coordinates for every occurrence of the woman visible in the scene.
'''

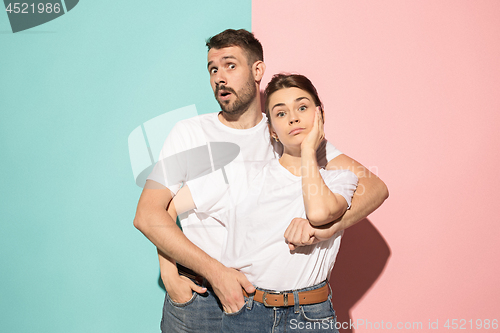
[162,74,357,332]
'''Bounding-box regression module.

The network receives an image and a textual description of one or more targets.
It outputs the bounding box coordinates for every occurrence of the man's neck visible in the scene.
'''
[218,109,263,129]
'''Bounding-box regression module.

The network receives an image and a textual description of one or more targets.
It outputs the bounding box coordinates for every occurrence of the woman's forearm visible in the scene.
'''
[301,148,347,226]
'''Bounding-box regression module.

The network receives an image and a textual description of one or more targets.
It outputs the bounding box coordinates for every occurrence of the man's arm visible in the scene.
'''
[285,154,388,249]
[134,180,255,313]
[325,153,389,232]
[157,194,206,303]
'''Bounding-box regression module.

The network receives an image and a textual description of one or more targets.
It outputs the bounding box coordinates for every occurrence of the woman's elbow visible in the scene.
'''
[307,208,334,226]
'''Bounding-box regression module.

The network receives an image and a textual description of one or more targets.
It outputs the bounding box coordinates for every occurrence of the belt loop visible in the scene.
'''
[326,281,334,308]
[246,293,254,310]
[293,291,300,314]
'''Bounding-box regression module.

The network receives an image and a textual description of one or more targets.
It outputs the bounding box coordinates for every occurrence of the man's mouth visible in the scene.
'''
[216,86,235,101]
[219,90,232,100]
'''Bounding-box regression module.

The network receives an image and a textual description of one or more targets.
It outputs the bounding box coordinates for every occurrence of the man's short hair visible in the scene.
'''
[206,29,264,66]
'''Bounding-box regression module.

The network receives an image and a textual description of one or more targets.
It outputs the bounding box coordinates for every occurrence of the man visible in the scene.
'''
[134,29,388,332]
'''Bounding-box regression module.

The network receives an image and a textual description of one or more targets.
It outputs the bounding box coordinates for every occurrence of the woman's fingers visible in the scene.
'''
[316,107,325,141]
[284,218,316,250]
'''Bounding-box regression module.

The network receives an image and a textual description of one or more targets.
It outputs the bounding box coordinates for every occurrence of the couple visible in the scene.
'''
[134,29,388,332]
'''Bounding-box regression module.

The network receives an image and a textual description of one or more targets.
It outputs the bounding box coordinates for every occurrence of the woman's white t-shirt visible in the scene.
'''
[187,158,358,291]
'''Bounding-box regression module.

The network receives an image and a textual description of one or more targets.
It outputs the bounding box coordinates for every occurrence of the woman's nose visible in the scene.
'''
[289,115,299,125]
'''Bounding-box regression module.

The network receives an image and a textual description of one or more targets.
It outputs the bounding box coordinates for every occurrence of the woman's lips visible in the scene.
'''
[289,128,305,135]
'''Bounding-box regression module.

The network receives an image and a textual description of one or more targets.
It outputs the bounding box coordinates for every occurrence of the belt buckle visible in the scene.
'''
[262,291,288,307]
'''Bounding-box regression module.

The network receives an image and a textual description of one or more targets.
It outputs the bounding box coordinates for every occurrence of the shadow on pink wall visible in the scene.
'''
[330,219,390,333]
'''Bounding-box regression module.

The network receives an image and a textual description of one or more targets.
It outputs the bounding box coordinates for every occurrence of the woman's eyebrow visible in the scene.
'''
[271,97,311,111]
[294,97,310,103]
[271,103,285,111]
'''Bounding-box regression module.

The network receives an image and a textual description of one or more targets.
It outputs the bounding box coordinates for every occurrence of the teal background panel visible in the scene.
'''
[0,1,251,332]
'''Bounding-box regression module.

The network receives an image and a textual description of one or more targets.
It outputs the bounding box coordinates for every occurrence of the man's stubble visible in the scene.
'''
[216,71,257,117]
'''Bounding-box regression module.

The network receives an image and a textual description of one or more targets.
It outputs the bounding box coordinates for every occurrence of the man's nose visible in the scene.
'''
[215,71,226,85]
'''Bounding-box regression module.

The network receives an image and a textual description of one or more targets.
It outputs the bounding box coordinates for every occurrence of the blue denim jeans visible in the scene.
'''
[221,281,339,333]
[160,279,223,333]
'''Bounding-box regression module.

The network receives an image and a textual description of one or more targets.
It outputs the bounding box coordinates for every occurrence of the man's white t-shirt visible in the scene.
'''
[147,112,342,261]
[187,159,358,290]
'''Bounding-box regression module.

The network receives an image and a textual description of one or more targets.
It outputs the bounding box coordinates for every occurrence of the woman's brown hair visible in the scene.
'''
[264,73,324,126]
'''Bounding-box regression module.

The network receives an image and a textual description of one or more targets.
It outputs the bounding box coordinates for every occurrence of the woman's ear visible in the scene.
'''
[268,124,279,142]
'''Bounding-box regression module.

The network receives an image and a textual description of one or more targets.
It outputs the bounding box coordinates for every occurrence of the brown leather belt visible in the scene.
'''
[243,284,329,307]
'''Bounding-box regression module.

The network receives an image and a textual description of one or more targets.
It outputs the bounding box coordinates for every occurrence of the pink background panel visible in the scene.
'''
[253,0,500,330]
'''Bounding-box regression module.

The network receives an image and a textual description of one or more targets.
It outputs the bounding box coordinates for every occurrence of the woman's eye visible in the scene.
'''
[277,111,285,117]
[298,105,307,111]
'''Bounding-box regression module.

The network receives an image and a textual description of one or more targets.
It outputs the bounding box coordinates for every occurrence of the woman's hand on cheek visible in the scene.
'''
[300,107,325,154]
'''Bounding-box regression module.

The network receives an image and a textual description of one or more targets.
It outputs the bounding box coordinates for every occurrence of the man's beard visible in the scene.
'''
[215,74,257,115]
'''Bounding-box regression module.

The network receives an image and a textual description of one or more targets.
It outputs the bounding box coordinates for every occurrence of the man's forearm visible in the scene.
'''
[134,183,255,312]
[334,173,388,230]
[133,187,223,280]
[326,154,389,232]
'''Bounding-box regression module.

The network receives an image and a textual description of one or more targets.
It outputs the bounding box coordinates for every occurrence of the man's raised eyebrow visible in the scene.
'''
[222,55,237,61]
[207,55,238,69]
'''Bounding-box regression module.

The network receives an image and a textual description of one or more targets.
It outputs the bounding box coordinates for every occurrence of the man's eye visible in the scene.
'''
[210,68,218,74]
[228,64,236,69]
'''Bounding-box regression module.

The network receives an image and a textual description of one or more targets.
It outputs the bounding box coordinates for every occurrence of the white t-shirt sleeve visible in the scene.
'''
[147,121,218,195]
[146,122,187,194]
[320,169,358,209]
[316,140,342,167]
[324,140,342,162]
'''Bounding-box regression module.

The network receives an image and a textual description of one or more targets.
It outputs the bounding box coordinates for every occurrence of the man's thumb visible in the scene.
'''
[239,277,255,294]
[189,280,207,294]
